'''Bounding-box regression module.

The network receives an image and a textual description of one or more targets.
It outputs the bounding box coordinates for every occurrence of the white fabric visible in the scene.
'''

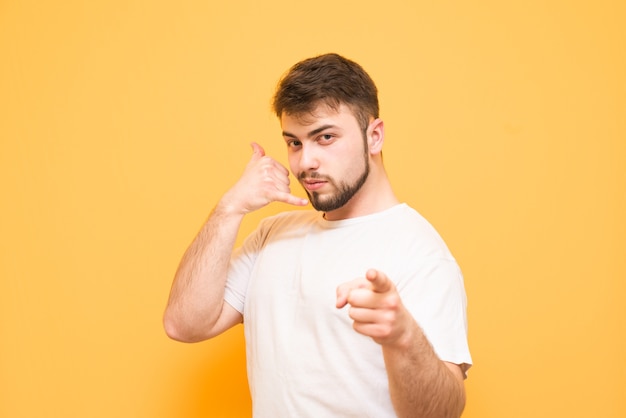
[224,203,472,417]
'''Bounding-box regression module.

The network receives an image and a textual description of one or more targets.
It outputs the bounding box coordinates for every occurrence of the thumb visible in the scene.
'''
[336,278,370,308]
[250,142,265,160]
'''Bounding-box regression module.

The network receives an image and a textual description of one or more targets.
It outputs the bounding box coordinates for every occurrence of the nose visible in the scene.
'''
[297,143,320,172]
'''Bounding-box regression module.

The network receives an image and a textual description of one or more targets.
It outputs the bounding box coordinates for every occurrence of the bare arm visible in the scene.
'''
[163,204,245,342]
[163,143,307,342]
[382,321,466,417]
[336,269,466,417]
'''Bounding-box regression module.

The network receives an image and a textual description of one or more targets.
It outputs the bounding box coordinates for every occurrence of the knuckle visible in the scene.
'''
[380,324,393,338]
[384,294,400,310]
[382,310,396,324]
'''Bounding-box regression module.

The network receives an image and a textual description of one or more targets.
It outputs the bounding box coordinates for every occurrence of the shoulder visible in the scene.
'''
[384,204,455,260]
[259,209,318,228]
[237,209,318,254]
[252,209,319,239]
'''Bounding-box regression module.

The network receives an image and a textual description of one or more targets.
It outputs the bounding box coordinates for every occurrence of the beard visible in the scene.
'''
[300,155,370,213]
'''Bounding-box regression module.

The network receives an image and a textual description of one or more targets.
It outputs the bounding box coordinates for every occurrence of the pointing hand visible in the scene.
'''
[336,269,411,347]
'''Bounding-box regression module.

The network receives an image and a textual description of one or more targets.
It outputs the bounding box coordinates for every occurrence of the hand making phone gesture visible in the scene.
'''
[221,142,308,215]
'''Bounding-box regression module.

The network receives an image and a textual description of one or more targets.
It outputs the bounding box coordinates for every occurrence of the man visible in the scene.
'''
[164,53,472,417]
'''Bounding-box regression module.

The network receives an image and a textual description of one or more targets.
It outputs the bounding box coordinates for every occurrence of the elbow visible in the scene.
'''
[163,311,189,342]
[163,310,209,343]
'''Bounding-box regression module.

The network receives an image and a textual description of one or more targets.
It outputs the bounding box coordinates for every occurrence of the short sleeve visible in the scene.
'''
[399,257,472,374]
[224,226,264,314]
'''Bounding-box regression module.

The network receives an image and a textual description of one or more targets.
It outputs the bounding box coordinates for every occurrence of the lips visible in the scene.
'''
[302,179,327,191]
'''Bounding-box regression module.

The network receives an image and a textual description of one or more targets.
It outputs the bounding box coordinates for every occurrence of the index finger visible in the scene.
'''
[365,269,392,293]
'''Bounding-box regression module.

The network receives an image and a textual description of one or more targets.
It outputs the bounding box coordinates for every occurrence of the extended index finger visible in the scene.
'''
[365,269,392,293]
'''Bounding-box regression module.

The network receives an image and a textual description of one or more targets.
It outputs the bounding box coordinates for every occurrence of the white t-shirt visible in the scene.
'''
[225,204,472,417]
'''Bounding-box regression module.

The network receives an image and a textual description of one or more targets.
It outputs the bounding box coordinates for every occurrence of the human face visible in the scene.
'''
[281,104,370,213]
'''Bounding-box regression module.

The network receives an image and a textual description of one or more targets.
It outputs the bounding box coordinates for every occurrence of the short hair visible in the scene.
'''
[272,53,379,132]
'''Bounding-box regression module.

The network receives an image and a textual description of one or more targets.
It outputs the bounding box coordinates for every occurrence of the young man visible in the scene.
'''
[164,53,472,417]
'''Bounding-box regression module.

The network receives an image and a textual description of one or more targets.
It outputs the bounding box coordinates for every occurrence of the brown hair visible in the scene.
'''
[272,53,379,132]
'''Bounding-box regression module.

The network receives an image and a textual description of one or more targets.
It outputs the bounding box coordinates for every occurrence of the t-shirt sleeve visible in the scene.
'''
[223,246,251,314]
[223,224,265,314]
[399,257,473,374]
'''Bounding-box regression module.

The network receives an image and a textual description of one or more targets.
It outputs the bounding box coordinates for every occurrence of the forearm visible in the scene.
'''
[383,321,465,418]
[164,143,307,341]
[163,202,244,342]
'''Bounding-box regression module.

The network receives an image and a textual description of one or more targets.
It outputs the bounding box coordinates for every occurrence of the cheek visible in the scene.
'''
[287,156,299,177]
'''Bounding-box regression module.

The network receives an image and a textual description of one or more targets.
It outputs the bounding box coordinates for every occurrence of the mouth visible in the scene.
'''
[301,178,328,192]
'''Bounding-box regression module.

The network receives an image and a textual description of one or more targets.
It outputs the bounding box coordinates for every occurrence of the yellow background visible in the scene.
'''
[1,1,625,417]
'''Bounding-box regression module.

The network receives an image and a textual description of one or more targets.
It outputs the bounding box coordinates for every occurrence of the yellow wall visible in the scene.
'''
[1,1,624,417]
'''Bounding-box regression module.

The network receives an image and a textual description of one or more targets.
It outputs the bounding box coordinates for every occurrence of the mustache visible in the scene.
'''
[298,171,329,181]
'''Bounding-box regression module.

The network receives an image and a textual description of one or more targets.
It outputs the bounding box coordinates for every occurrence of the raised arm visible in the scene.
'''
[336,269,466,417]
[163,143,307,342]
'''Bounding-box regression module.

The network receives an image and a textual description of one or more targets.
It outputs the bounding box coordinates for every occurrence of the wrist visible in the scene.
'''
[213,200,247,223]
[384,316,420,351]
[216,192,248,217]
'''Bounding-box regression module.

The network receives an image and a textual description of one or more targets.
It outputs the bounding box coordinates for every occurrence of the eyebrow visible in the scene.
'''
[282,124,337,139]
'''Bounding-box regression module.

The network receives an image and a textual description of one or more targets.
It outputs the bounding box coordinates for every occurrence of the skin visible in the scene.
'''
[282,107,370,213]
[281,103,395,221]
[164,103,466,417]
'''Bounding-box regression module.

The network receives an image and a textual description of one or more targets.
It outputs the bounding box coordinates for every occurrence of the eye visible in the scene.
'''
[287,139,302,148]
[319,134,334,142]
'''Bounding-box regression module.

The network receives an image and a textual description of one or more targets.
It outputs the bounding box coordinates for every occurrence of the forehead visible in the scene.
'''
[280,103,359,130]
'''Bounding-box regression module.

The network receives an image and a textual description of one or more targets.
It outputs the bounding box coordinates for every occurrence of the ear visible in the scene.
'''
[367,118,385,155]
